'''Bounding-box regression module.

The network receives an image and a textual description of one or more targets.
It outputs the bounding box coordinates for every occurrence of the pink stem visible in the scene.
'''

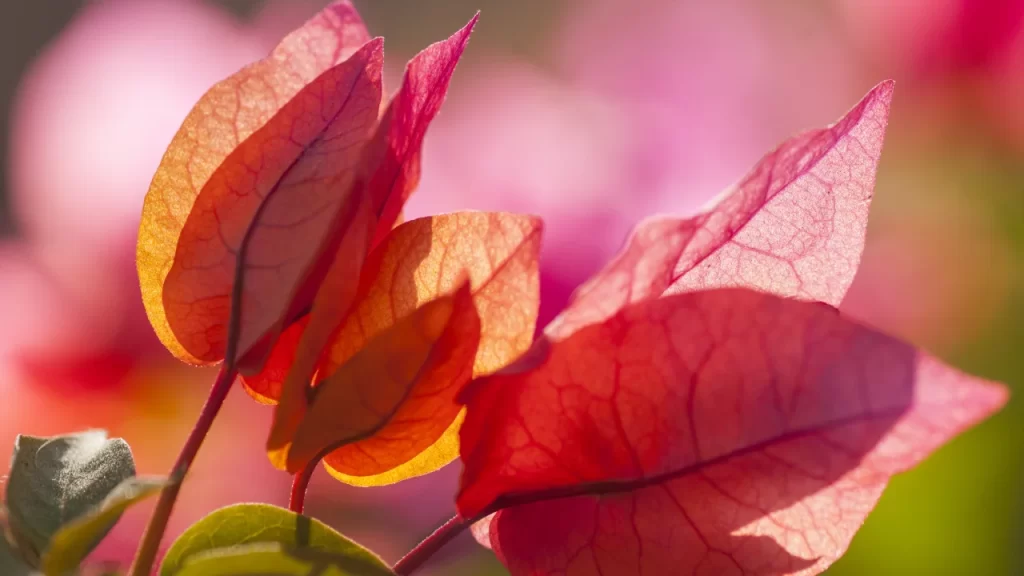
[128,364,237,576]
[392,515,468,575]
[289,459,317,514]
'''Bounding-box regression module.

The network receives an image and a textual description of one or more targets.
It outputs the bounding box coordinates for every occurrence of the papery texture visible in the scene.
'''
[260,17,480,463]
[546,81,892,340]
[163,39,383,368]
[267,212,541,483]
[458,289,1007,575]
[240,317,307,404]
[320,213,542,380]
[137,1,371,365]
[288,284,479,480]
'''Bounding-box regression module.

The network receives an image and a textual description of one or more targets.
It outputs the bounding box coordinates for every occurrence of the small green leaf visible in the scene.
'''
[160,504,389,576]
[174,542,394,575]
[5,431,135,566]
[42,476,170,576]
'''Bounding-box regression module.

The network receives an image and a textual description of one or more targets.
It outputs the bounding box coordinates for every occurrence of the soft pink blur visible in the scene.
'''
[839,0,1024,75]
[832,0,1021,346]
[416,0,858,325]
[989,20,1024,150]
[414,0,1012,346]
[839,0,1024,150]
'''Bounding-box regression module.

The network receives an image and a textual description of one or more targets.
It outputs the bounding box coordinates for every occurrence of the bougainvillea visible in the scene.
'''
[134,2,542,490]
[0,2,1008,575]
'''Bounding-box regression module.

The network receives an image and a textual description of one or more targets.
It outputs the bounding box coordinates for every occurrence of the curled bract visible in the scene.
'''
[274,212,542,485]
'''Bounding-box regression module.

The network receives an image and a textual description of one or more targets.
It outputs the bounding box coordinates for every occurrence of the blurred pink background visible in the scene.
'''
[1,1,1021,574]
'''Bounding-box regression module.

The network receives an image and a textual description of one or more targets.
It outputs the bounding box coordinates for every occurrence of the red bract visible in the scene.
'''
[275,212,542,484]
[456,83,1009,575]
[137,0,479,378]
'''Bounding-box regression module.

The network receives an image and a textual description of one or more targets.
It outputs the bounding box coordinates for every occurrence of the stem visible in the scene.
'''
[392,515,468,575]
[128,364,237,576]
[289,459,317,514]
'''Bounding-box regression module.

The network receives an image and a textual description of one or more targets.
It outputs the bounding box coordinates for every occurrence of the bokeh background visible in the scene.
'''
[1,0,1022,574]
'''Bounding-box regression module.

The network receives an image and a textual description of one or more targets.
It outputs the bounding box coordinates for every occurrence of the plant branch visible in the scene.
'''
[128,364,237,576]
[289,459,317,514]
[392,515,469,575]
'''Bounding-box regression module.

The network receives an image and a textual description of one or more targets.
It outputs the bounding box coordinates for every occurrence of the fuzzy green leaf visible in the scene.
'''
[42,476,169,576]
[5,431,135,566]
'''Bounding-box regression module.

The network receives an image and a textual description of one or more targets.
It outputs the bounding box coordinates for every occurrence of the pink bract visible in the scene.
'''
[456,82,1008,576]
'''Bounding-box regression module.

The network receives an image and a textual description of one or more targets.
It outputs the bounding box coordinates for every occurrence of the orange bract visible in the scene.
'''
[288,282,479,480]
[268,212,542,483]
[241,317,307,405]
[241,14,479,419]
[268,13,482,404]
[138,0,538,491]
[163,40,383,368]
[137,2,371,365]
[234,15,498,485]
[322,212,542,379]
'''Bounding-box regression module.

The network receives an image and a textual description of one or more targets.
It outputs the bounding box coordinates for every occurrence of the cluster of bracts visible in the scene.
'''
[1,2,1007,575]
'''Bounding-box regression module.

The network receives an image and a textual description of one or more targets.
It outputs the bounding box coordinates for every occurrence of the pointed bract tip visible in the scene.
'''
[456,12,481,39]
[405,10,479,68]
[872,79,895,105]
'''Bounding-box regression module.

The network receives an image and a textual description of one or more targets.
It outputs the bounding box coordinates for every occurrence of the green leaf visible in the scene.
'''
[174,542,394,575]
[5,431,135,566]
[160,504,389,576]
[41,476,170,576]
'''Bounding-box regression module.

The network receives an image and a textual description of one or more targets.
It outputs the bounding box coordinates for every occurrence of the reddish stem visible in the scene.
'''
[289,459,317,514]
[128,364,237,576]
[392,515,468,575]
